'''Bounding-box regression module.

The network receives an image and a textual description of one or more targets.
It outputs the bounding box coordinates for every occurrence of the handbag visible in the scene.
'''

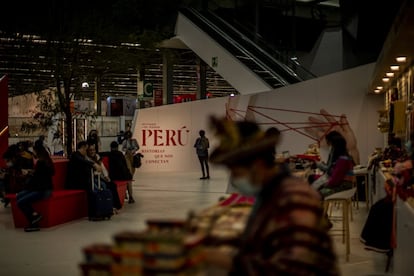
[133,153,144,168]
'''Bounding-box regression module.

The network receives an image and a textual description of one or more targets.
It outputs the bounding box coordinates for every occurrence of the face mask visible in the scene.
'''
[231,177,260,196]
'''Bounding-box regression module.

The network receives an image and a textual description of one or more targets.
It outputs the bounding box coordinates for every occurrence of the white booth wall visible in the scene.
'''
[134,63,384,173]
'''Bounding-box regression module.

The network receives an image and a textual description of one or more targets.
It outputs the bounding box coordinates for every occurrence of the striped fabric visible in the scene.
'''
[230,174,339,276]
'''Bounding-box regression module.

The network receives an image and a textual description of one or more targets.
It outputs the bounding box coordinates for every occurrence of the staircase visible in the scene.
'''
[175,8,313,94]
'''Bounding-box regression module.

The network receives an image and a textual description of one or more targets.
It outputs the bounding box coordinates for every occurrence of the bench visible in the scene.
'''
[7,190,87,228]
[7,156,129,228]
[6,158,88,228]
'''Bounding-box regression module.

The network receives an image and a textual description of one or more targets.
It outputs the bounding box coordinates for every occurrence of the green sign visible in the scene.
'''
[143,82,154,98]
[212,56,218,68]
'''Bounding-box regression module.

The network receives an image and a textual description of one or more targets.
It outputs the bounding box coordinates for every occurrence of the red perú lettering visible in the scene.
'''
[142,126,189,146]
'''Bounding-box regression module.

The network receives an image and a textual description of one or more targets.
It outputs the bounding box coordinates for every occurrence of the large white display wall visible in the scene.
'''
[134,63,384,172]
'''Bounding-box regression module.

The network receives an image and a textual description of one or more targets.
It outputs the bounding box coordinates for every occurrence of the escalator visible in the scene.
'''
[175,8,314,94]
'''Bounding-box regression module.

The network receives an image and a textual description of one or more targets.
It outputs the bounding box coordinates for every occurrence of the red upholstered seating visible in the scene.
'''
[6,158,88,228]
[113,180,128,208]
[7,190,87,228]
[51,157,69,190]
[101,156,128,207]
[101,156,110,171]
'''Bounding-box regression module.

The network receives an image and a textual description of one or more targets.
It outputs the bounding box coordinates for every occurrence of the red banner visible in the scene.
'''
[0,75,8,167]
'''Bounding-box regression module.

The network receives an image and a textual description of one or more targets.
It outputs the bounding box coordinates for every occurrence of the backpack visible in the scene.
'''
[196,137,208,156]
[133,153,144,168]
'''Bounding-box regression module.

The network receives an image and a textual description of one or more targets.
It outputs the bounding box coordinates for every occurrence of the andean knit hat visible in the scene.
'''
[209,116,280,165]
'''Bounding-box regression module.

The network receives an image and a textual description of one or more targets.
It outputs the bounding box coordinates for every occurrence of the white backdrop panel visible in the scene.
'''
[133,63,383,172]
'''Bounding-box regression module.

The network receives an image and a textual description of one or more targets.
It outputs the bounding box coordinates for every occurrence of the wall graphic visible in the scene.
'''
[134,98,228,172]
[133,63,384,172]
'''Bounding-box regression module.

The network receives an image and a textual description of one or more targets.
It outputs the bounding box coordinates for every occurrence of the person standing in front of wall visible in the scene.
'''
[194,130,210,180]
[122,131,139,203]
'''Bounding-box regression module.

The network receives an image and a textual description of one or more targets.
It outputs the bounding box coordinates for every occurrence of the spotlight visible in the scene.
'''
[396,56,407,63]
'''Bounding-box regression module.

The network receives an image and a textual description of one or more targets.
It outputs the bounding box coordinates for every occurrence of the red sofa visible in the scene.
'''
[7,156,129,228]
[7,190,87,228]
[7,158,88,228]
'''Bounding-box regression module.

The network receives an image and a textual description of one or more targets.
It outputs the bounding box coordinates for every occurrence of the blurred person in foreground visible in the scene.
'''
[203,117,339,276]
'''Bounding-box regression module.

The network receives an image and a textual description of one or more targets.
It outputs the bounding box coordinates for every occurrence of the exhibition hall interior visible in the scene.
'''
[1,0,414,275]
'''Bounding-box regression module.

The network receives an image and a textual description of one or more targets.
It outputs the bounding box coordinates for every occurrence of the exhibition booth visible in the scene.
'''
[78,62,390,275]
[133,63,383,173]
[3,6,414,272]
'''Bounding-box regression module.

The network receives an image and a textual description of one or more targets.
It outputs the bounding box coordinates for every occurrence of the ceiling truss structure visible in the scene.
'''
[0,34,238,100]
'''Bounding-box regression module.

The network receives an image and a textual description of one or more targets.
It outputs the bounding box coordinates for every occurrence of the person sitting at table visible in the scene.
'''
[311,131,355,198]
[16,144,54,232]
[86,143,122,212]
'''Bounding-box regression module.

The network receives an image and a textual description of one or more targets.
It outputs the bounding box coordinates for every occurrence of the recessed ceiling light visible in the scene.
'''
[374,89,381,93]
[386,72,394,77]
[382,78,390,82]
[376,86,383,90]
[390,65,400,71]
[396,56,407,62]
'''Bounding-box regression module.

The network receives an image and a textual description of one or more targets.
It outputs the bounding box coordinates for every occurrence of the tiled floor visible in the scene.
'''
[0,169,392,276]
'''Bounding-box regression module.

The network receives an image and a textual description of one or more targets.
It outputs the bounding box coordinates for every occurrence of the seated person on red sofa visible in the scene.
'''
[16,144,54,232]
[107,141,133,202]
[66,141,102,218]
[65,141,101,191]
[1,144,34,207]
[1,145,19,206]
[86,143,122,212]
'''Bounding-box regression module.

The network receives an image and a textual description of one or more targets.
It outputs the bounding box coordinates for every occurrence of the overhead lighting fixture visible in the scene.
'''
[396,56,407,62]
[390,65,400,71]
[382,78,390,82]
[374,89,381,93]
[376,86,383,90]
[386,72,394,77]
